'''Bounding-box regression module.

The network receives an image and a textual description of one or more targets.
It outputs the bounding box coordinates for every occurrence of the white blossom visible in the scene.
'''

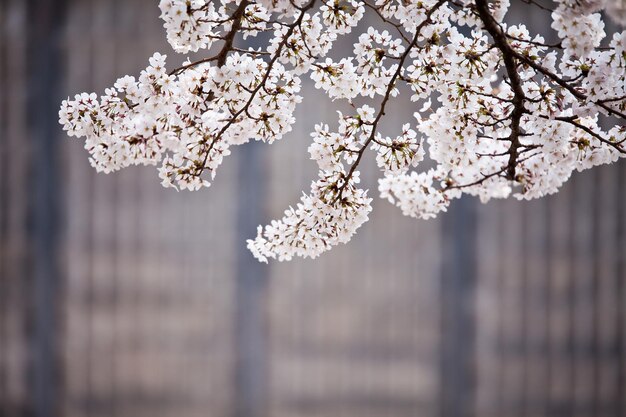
[60,0,626,262]
[247,170,372,262]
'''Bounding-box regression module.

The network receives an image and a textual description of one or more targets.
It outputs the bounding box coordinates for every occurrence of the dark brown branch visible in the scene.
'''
[475,0,526,180]
[216,1,251,67]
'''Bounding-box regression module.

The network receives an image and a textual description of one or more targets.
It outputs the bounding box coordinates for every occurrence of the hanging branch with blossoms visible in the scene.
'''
[60,0,626,262]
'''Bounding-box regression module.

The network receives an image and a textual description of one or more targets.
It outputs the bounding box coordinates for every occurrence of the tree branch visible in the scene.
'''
[475,0,526,180]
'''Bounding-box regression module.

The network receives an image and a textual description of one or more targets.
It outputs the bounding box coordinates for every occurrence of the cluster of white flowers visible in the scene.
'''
[60,51,301,191]
[320,0,364,34]
[379,168,450,219]
[61,0,626,262]
[372,123,424,174]
[159,0,222,53]
[247,169,372,262]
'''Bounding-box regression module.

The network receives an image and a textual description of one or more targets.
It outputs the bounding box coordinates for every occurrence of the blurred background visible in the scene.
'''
[1,1,625,417]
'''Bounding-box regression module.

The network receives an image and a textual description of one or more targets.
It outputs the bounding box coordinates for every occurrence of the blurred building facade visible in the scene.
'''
[1,1,625,417]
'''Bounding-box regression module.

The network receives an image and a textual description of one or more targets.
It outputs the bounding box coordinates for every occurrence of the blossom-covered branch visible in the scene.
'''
[60,0,626,262]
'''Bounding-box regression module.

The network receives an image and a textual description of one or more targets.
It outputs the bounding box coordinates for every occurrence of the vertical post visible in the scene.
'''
[234,140,270,417]
[439,196,477,417]
[26,0,66,416]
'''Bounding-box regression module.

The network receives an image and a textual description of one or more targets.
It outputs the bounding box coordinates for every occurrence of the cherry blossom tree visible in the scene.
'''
[60,0,626,262]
